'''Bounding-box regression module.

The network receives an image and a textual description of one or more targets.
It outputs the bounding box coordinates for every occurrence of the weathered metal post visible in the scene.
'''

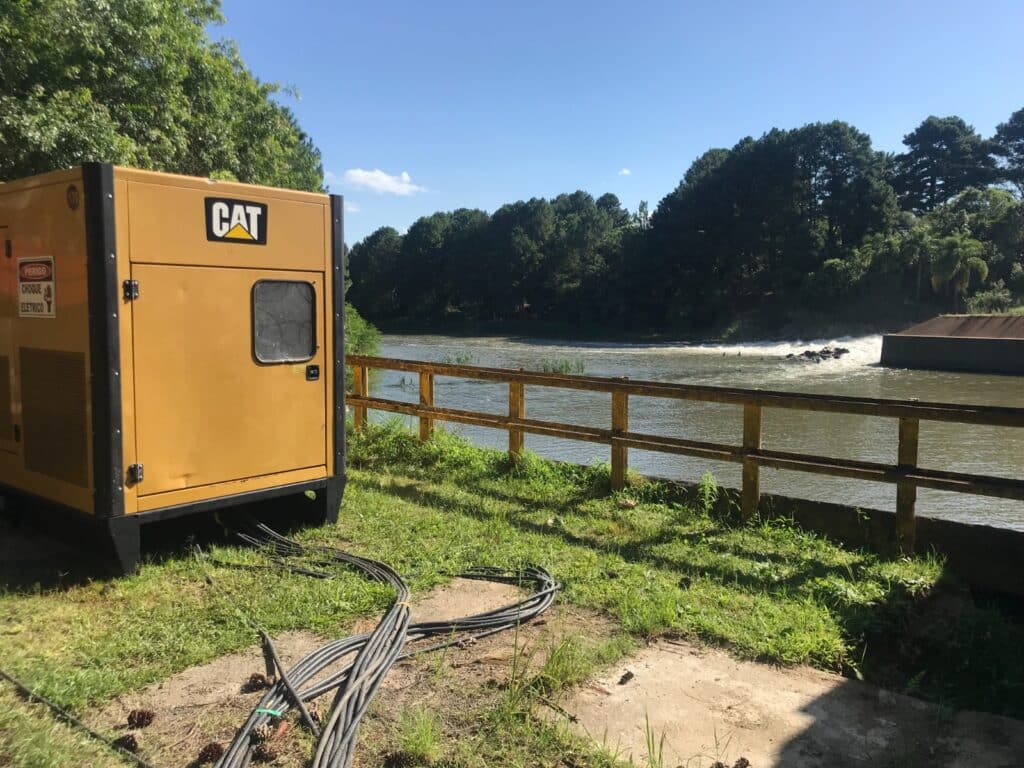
[896,416,920,555]
[611,386,629,490]
[352,364,368,431]
[419,371,434,441]
[741,404,762,521]
[508,380,525,459]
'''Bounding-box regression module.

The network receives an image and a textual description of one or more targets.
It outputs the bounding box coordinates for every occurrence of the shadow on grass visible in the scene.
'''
[380,475,870,605]
[0,495,328,594]
[354,467,1024,719]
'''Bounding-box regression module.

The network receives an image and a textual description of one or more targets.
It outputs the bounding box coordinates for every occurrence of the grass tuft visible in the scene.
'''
[396,707,443,765]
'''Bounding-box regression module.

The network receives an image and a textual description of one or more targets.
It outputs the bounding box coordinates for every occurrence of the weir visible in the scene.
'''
[881,314,1024,375]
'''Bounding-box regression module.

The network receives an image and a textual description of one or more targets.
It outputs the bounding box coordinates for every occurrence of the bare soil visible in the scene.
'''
[564,639,1024,768]
[87,578,617,768]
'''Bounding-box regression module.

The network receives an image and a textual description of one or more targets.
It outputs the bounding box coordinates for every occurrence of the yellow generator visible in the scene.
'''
[0,164,346,572]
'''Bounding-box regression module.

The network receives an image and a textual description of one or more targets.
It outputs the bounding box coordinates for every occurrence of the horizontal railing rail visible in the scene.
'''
[346,354,1024,554]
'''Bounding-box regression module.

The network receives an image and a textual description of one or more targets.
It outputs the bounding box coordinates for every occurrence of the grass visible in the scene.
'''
[0,687,125,768]
[342,422,1024,711]
[439,351,475,366]
[538,357,587,375]
[396,707,444,764]
[1,419,1023,765]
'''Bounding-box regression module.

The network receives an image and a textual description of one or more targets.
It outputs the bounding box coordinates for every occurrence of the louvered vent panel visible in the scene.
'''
[21,348,89,487]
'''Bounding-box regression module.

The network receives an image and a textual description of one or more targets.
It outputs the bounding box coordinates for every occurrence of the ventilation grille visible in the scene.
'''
[21,348,89,487]
[0,356,11,442]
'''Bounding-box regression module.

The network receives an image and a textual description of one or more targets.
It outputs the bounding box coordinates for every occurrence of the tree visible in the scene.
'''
[892,116,999,213]
[348,227,404,320]
[0,0,323,191]
[930,233,989,311]
[682,148,730,188]
[994,107,1024,195]
[793,121,898,259]
[0,1,389,355]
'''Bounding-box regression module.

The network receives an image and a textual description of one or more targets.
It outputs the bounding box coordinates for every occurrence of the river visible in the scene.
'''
[369,334,1024,530]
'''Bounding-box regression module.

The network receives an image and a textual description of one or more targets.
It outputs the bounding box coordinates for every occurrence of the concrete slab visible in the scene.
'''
[566,639,1024,768]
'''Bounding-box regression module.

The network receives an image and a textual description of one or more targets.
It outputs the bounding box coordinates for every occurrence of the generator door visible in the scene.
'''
[131,264,327,495]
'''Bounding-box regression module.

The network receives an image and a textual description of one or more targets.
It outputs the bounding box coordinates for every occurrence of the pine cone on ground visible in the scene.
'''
[251,723,273,744]
[252,743,278,763]
[113,732,141,753]
[197,742,224,764]
[127,708,155,728]
[242,672,273,692]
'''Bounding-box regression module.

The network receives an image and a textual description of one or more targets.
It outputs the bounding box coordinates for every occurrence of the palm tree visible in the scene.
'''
[929,233,989,312]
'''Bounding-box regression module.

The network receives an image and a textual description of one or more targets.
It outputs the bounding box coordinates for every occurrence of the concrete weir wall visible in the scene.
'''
[758,492,1024,596]
[881,334,1024,375]
[657,476,1024,596]
[881,314,1024,375]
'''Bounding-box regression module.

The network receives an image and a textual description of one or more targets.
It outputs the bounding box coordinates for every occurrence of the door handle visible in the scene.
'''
[305,364,320,381]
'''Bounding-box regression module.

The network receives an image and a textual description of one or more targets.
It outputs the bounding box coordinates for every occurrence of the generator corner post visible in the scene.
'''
[83,162,137,573]
[324,193,346,525]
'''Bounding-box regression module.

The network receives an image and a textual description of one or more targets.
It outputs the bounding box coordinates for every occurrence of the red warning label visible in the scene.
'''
[18,257,55,318]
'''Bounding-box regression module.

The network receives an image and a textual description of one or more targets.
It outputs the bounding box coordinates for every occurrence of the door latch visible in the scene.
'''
[305,364,320,381]
[123,279,140,300]
[127,463,144,484]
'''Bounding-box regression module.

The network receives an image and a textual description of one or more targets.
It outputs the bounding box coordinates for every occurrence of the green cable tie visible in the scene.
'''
[255,708,283,716]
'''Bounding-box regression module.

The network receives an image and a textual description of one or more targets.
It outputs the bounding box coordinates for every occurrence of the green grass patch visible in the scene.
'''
[1,419,1022,766]
[0,687,132,768]
[344,421,1024,716]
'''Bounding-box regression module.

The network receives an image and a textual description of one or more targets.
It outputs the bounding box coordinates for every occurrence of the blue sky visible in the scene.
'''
[218,0,1024,244]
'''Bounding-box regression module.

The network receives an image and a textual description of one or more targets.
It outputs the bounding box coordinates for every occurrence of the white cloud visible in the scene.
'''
[618,168,632,176]
[340,168,425,196]
[344,201,360,213]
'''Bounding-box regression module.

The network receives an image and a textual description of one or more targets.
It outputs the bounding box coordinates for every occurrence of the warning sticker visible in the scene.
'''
[18,257,55,318]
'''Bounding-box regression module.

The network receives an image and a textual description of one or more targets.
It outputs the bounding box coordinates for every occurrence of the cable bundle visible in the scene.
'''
[217,522,557,768]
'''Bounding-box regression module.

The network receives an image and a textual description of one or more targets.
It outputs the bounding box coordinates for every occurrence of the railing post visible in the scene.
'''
[741,404,762,521]
[611,388,629,491]
[508,380,525,459]
[896,416,920,555]
[352,364,368,431]
[419,372,434,441]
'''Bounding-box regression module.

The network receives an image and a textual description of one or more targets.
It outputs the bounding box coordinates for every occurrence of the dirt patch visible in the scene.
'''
[89,630,325,767]
[357,579,620,766]
[564,639,1024,768]
[86,578,612,767]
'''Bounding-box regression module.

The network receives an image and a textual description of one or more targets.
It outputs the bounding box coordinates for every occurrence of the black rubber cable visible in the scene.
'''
[215,520,558,768]
[2,522,557,768]
[257,629,320,737]
[0,668,157,768]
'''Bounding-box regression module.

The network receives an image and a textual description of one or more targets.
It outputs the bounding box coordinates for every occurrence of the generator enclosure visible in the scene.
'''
[0,164,346,571]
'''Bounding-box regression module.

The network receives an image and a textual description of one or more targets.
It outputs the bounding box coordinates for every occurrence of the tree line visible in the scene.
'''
[349,112,1024,336]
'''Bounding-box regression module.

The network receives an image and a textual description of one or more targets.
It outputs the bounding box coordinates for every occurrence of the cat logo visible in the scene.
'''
[205,197,268,245]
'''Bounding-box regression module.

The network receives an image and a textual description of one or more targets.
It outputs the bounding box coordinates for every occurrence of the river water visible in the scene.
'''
[370,334,1024,530]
